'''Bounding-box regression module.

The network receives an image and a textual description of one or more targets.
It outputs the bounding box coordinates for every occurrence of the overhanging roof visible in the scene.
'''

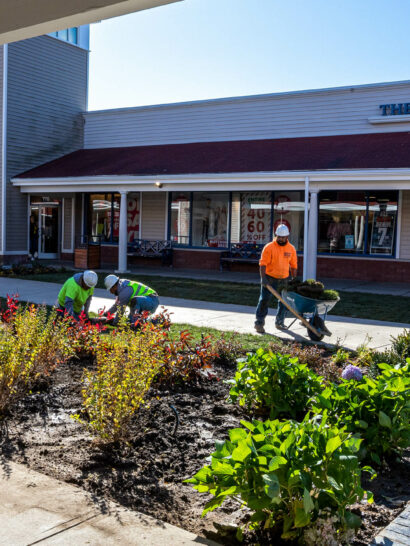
[12,132,410,180]
[0,0,181,45]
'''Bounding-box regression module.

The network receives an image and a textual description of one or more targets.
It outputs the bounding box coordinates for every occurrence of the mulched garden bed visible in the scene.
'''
[0,354,408,545]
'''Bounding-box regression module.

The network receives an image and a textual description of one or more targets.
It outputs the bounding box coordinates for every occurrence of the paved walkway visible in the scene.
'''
[0,461,217,545]
[0,277,408,350]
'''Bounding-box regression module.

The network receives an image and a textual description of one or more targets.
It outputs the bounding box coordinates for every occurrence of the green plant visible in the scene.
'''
[228,349,324,419]
[0,297,73,415]
[212,334,244,367]
[390,329,410,361]
[74,322,166,443]
[311,361,410,464]
[331,348,351,366]
[185,416,374,541]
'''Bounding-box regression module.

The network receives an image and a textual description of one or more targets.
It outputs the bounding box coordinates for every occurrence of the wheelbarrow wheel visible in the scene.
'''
[307,315,325,341]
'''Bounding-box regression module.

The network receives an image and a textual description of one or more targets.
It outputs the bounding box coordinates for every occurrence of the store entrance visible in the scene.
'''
[30,203,60,259]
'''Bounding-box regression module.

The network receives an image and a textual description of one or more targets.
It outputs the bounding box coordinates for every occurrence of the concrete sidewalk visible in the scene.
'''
[0,277,408,350]
[0,461,216,545]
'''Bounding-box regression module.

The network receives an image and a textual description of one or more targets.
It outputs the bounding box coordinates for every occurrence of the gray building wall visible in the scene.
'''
[6,35,88,252]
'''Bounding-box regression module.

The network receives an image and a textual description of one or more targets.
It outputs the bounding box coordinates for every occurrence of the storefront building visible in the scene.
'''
[2,34,410,281]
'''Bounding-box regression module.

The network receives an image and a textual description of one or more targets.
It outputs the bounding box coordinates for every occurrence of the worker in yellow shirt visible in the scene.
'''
[255,224,298,333]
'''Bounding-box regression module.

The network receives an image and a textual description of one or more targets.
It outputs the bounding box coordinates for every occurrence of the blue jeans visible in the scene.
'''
[129,294,159,320]
[255,276,288,326]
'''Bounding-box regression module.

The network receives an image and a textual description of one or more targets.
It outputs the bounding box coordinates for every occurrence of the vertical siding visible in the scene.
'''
[399,190,410,259]
[6,35,87,251]
[62,197,73,251]
[74,193,83,245]
[140,192,167,239]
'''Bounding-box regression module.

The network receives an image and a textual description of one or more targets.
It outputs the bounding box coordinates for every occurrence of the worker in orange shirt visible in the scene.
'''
[255,224,298,333]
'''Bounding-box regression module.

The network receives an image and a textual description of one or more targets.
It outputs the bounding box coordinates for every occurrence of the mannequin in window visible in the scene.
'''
[327,214,352,252]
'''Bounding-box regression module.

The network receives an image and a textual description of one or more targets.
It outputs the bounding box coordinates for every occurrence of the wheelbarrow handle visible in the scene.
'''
[264,283,322,339]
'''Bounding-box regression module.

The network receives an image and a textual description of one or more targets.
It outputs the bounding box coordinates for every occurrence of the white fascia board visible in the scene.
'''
[11,168,410,188]
[0,0,181,45]
[368,115,410,124]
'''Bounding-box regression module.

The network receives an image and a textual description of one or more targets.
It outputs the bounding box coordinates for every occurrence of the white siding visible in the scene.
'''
[140,192,167,240]
[399,190,410,259]
[84,81,410,149]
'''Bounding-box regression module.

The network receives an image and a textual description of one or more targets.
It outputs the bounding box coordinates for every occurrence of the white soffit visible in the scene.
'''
[0,0,182,45]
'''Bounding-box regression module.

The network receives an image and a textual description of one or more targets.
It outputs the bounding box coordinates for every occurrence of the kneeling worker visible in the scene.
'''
[57,270,98,320]
[104,275,159,324]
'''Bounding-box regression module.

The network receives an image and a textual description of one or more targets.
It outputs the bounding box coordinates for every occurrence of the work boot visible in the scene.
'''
[254,323,265,334]
[275,322,287,331]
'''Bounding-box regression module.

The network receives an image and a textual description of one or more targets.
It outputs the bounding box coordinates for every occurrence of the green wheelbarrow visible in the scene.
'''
[266,284,339,341]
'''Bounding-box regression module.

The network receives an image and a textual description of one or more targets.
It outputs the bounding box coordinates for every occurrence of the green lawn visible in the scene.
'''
[4,271,410,324]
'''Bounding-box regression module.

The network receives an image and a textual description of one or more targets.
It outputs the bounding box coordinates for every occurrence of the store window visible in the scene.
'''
[318,191,398,255]
[231,192,272,245]
[88,193,139,244]
[192,192,229,247]
[273,191,305,251]
[367,192,398,255]
[170,193,190,245]
[49,28,79,45]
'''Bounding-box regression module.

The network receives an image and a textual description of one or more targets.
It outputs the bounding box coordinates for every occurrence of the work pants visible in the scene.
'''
[255,275,288,326]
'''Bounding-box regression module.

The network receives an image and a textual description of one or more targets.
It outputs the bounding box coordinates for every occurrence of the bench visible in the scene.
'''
[127,239,173,266]
[220,243,264,270]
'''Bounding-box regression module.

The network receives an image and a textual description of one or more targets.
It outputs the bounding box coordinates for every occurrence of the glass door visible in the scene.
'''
[38,205,59,259]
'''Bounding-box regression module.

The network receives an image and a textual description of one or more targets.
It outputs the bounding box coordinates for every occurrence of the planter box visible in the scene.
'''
[74,245,100,269]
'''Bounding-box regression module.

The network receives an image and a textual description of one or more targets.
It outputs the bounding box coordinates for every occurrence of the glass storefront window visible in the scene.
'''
[367,192,397,255]
[88,193,140,244]
[273,191,305,251]
[318,190,398,256]
[170,193,190,245]
[192,192,229,247]
[90,194,113,243]
[231,192,272,245]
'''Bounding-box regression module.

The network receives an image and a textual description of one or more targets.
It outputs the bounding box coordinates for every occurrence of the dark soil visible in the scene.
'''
[0,357,408,545]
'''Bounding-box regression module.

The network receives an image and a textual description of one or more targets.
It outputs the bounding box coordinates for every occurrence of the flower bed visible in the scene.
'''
[0,298,408,545]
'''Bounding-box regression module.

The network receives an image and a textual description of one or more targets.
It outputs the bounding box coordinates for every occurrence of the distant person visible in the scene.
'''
[254,224,297,333]
[29,214,38,259]
[104,274,159,324]
[57,270,98,320]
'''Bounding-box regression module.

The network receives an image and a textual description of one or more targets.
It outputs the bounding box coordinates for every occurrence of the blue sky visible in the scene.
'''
[88,0,410,111]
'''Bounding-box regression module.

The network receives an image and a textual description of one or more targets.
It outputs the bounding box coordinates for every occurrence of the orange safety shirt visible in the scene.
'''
[259,240,298,279]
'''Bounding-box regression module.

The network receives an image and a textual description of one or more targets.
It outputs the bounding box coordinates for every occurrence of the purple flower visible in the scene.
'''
[341,364,363,381]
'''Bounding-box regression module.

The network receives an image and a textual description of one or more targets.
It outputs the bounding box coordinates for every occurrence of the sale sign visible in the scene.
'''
[240,193,271,243]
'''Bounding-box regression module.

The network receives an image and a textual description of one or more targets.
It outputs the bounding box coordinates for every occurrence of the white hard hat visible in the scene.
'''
[83,270,98,288]
[105,274,119,291]
[275,224,290,237]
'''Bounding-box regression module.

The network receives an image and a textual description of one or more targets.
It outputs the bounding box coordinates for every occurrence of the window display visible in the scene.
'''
[273,191,305,251]
[192,192,229,247]
[318,191,397,256]
[170,193,190,245]
[88,193,140,244]
[231,192,272,244]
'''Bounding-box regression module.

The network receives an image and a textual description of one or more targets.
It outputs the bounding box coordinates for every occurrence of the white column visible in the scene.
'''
[302,176,310,280]
[116,190,129,273]
[306,189,319,280]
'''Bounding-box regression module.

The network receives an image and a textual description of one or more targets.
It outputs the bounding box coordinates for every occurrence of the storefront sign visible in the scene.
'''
[379,103,410,116]
[241,193,271,243]
[370,212,395,253]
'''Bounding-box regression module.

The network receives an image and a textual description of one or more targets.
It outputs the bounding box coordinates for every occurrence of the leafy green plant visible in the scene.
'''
[0,297,73,415]
[311,361,410,464]
[390,329,410,361]
[74,322,166,443]
[186,415,374,541]
[331,348,350,366]
[228,349,324,419]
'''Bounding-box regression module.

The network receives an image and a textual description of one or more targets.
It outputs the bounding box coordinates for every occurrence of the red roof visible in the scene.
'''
[14,132,410,179]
